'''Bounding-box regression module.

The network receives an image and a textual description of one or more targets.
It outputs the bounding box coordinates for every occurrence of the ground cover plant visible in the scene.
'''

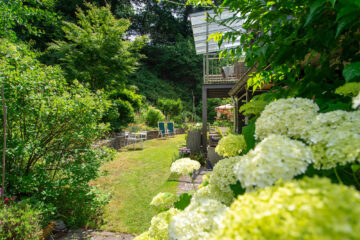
[93,135,185,234]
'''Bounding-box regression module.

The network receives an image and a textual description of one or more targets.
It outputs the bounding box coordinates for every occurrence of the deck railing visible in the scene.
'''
[203,56,246,84]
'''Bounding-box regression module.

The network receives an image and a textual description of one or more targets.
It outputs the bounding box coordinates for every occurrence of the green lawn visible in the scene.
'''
[94,135,185,234]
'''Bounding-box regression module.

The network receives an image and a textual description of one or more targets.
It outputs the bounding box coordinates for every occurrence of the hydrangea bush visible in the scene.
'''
[304,110,360,169]
[209,157,239,193]
[168,199,227,240]
[215,134,247,157]
[136,96,360,240]
[150,192,179,209]
[170,158,201,176]
[255,98,319,140]
[335,82,360,97]
[148,208,180,240]
[213,177,360,240]
[234,135,314,190]
[193,184,234,206]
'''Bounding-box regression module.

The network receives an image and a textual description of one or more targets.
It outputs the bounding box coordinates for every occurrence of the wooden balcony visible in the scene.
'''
[204,74,238,84]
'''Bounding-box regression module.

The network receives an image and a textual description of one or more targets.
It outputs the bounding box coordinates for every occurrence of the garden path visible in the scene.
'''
[177,167,211,194]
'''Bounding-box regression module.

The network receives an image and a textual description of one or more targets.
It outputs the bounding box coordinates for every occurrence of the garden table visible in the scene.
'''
[127,132,147,150]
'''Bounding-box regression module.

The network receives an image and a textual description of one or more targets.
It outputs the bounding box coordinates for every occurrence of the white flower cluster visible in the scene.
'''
[150,192,179,209]
[210,157,240,193]
[133,232,156,240]
[353,92,360,109]
[170,158,200,176]
[148,208,180,240]
[234,135,313,190]
[304,110,360,169]
[193,184,234,206]
[168,199,227,240]
[215,134,247,157]
[255,98,319,140]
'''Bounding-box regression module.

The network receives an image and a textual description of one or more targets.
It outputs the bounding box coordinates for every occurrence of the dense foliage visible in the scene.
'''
[0,202,42,240]
[0,39,114,227]
[48,4,146,91]
[212,0,360,111]
[158,98,183,120]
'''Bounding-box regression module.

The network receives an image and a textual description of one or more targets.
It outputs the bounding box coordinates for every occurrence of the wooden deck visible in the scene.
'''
[204,74,238,84]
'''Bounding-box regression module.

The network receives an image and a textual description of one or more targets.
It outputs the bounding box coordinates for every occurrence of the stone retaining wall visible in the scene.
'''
[95,129,186,150]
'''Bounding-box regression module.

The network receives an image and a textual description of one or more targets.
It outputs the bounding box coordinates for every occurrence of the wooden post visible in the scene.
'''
[192,90,195,122]
[202,86,207,152]
[1,86,7,201]
[233,97,239,133]
[245,89,249,125]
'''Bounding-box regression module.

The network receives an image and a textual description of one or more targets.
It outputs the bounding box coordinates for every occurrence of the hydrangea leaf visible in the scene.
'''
[343,62,360,82]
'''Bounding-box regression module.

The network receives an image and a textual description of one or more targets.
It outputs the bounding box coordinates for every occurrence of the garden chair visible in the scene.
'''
[158,122,168,139]
[167,122,175,137]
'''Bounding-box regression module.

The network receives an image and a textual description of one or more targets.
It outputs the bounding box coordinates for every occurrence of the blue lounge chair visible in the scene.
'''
[167,122,175,137]
[158,122,167,138]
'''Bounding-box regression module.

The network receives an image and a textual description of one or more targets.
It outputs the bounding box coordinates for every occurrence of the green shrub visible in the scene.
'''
[105,99,135,131]
[158,98,183,120]
[0,202,42,240]
[0,39,113,228]
[145,107,165,127]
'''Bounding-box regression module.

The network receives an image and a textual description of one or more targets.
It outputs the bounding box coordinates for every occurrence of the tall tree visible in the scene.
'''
[48,3,146,91]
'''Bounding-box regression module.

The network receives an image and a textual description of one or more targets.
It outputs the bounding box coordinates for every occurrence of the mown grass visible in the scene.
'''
[93,135,185,234]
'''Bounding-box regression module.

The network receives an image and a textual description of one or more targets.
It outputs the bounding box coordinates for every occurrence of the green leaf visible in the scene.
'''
[328,0,336,7]
[343,62,360,82]
[230,181,245,198]
[174,193,192,210]
[305,0,326,26]
[242,118,256,154]
[336,14,357,37]
[351,164,360,173]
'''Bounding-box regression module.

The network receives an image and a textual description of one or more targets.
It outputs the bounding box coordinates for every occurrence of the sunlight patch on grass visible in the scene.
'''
[93,135,185,234]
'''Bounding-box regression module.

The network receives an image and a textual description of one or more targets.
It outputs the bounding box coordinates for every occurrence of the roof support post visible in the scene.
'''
[233,97,239,133]
[245,89,249,125]
[202,85,207,153]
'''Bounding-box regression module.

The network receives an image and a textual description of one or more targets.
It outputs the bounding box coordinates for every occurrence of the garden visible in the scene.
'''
[1,0,360,239]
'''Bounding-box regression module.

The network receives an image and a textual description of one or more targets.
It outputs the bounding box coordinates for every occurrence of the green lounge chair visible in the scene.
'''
[158,122,167,138]
[167,122,175,137]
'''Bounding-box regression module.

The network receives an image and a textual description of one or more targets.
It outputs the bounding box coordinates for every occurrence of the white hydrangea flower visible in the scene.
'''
[210,157,240,193]
[255,98,319,140]
[353,92,360,109]
[150,192,179,209]
[168,198,227,240]
[148,208,180,240]
[234,135,314,191]
[304,110,360,169]
[193,184,234,206]
[170,158,200,176]
[215,134,247,157]
[133,232,156,240]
